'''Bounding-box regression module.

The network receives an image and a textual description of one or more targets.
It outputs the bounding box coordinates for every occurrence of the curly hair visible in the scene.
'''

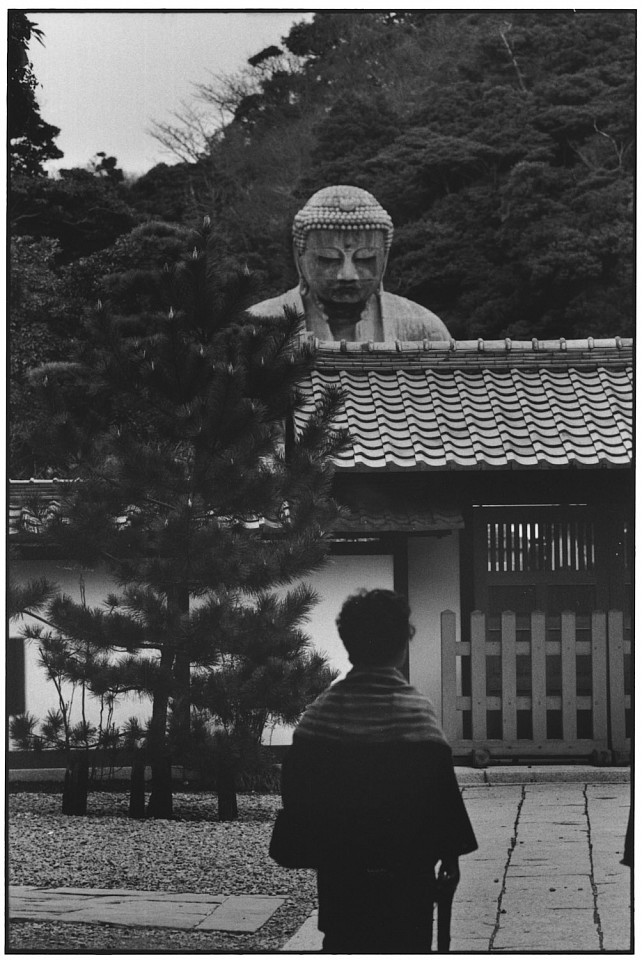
[336,588,415,666]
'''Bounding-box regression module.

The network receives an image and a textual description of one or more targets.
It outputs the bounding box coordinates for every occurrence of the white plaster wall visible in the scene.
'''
[11,553,394,748]
[407,533,461,722]
[10,559,152,734]
[265,552,395,745]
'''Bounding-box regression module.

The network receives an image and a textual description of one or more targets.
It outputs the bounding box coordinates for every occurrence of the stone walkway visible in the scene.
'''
[9,888,284,933]
[283,779,632,952]
[9,769,631,952]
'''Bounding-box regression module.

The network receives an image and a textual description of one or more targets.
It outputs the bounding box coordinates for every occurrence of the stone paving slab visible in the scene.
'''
[195,895,285,932]
[282,911,321,951]
[9,887,282,933]
[17,886,226,903]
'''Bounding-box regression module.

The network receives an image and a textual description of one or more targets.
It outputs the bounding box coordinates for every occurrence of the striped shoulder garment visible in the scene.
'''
[294,666,447,745]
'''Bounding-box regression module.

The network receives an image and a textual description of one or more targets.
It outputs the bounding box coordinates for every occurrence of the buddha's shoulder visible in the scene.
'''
[247,288,303,318]
[381,292,451,340]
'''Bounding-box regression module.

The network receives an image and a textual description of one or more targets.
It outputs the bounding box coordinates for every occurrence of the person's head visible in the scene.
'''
[336,588,414,668]
[292,186,393,310]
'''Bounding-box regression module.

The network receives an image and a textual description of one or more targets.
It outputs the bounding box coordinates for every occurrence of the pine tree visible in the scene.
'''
[9,12,63,176]
[25,216,348,818]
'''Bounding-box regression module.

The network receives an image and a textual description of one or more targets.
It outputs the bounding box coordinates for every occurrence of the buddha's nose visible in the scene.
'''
[337,256,359,281]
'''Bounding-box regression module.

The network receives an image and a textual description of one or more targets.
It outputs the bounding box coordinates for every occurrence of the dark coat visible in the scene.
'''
[271,737,477,872]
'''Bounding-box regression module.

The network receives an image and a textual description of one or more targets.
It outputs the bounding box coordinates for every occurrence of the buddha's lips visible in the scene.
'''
[321,297,368,323]
[324,283,370,301]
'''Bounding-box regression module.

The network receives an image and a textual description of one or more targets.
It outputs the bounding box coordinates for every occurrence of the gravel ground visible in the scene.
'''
[8,789,317,952]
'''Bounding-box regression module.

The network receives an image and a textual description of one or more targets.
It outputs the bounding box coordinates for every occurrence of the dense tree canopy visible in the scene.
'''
[10,11,634,404]
[10,168,139,263]
[146,10,633,340]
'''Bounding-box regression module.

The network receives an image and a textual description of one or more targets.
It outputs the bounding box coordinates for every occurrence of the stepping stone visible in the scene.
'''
[196,895,284,932]
[72,899,211,929]
[281,912,322,952]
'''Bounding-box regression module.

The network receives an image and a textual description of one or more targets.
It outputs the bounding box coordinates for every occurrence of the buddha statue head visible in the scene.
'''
[292,185,394,337]
[250,184,450,342]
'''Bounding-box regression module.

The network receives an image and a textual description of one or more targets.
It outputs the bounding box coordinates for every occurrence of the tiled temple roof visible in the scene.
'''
[295,338,633,471]
[8,338,633,535]
[8,479,463,536]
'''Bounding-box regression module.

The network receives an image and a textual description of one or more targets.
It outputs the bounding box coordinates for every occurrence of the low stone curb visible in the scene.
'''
[9,764,630,785]
[456,765,630,785]
[455,765,630,785]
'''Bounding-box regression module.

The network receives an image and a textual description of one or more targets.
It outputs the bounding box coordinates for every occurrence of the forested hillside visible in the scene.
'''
[10,11,635,474]
[146,10,635,340]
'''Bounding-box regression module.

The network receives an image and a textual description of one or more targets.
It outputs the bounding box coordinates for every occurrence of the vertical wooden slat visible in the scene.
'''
[608,610,626,752]
[501,610,517,740]
[577,520,586,572]
[519,522,525,572]
[393,537,410,680]
[471,611,487,740]
[531,611,547,741]
[441,611,459,741]
[591,611,608,744]
[561,611,577,741]
[517,522,523,572]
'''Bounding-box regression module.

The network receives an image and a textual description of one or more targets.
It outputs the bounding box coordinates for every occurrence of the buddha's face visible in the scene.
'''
[296,229,387,306]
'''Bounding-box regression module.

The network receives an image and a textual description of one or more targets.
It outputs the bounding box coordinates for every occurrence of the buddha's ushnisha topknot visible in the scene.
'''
[293,185,394,253]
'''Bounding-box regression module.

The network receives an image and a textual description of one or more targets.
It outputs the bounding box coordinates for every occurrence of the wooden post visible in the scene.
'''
[531,611,547,742]
[607,610,626,754]
[471,611,487,740]
[441,611,458,740]
[591,612,608,745]
[501,611,517,741]
[561,611,577,742]
[393,536,410,680]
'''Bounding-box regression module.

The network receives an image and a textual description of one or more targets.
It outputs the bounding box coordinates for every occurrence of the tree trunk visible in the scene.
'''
[146,646,175,819]
[217,760,238,821]
[172,649,191,761]
[129,752,146,819]
[62,755,89,815]
[170,586,191,764]
[146,757,173,819]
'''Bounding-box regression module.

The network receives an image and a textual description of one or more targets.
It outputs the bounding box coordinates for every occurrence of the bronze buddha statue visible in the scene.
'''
[249,185,450,342]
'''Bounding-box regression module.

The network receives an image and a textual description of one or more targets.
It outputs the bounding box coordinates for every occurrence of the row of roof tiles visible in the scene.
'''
[295,365,632,470]
[307,337,633,370]
[9,342,633,481]
[307,336,631,352]
[8,481,462,536]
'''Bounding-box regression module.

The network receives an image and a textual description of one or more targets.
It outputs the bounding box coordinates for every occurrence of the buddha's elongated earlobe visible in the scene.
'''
[294,244,311,297]
[379,250,390,293]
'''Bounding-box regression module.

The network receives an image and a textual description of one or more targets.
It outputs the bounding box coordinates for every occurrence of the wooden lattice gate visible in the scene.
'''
[441,610,630,763]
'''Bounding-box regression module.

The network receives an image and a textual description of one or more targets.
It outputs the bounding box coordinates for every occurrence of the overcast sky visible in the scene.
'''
[28,10,313,177]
